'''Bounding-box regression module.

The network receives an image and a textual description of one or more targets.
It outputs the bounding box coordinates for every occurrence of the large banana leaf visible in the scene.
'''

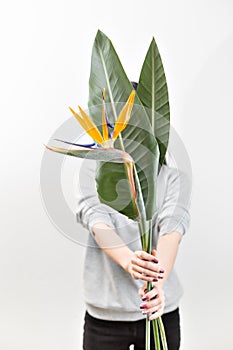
[137,38,170,165]
[88,30,141,121]
[88,30,159,221]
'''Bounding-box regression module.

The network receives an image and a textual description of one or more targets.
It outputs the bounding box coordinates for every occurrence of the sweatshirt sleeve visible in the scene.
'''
[157,166,192,236]
[75,160,115,234]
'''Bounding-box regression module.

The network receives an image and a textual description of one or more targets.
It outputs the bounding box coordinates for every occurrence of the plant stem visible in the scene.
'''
[145,220,153,349]
[138,220,146,251]
[138,218,168,350]
[145,314,150,350]
[137,220,151,350]
[147,219,153,254]
[152,319,161,350]
[158,317,168,350]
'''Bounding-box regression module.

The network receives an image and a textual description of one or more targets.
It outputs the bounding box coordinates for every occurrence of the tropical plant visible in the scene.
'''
[45,30,170,350]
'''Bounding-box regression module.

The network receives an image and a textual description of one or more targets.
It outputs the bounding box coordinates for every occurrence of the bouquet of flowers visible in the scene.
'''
[46,30,170,350]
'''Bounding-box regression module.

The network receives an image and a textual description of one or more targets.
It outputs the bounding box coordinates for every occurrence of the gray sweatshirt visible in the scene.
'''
[76,160,191,321]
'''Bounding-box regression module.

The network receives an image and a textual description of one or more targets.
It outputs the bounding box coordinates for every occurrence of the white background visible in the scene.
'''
[1,0,233,349]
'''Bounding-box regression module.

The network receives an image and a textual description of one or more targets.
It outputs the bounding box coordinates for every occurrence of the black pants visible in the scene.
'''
[83,308,180,350]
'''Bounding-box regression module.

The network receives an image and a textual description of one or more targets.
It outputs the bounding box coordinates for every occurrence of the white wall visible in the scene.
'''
[1,0,233,349]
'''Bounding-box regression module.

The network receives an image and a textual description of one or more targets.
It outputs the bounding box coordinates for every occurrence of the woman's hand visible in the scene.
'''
[138,282,165,321]
[125,250,165,282]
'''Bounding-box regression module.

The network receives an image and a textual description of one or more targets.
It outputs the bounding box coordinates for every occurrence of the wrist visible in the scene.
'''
[157,278,166,289]
[121,251,134,273]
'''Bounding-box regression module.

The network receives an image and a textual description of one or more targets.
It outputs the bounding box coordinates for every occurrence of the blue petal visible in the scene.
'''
[54,139,96,148]
[96,143,104,149]
[107,120,114,129]
[109,131,114,140]
[103,104,114,129]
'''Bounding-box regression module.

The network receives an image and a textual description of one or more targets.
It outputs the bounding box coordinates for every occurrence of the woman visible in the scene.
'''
[77,149,191,349]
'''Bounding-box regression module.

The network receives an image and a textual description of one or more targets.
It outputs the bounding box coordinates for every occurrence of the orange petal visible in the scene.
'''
[69,106,104,146]
[102,89,109,141]
[112,90,135,140]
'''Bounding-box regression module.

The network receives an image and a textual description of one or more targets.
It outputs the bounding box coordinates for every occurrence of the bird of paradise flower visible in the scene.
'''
[45,90,137,205]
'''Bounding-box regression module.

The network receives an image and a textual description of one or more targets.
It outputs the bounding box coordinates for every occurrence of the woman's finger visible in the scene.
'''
[148,308,164,321]
[142,304,163,317]
[140,297,162,312]
[141,285,159,301]
[132,271,157,282]
[140,298,164,320]
[131,264,160,281]
[138,284,147,298]
[134,250,159,263]
[131,257,165,276]
[151,248,157,255]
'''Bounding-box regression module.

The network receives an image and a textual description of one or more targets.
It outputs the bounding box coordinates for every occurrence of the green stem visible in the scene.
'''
[138,221,146,251]
[147,219,153,254]
[158,317,168,350]
[145,314,151,350]
[152,319,161,350]
[137,220,151,350]
[145,280,153,350]
[145,220,153,349]
[134,164,147,251]
[137,211,168,350]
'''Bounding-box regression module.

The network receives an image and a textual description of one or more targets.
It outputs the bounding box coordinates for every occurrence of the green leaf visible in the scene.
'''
[96,161,139,220]
[88,30,140,123]
[137,38,170,165]
[89,30,159,220]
